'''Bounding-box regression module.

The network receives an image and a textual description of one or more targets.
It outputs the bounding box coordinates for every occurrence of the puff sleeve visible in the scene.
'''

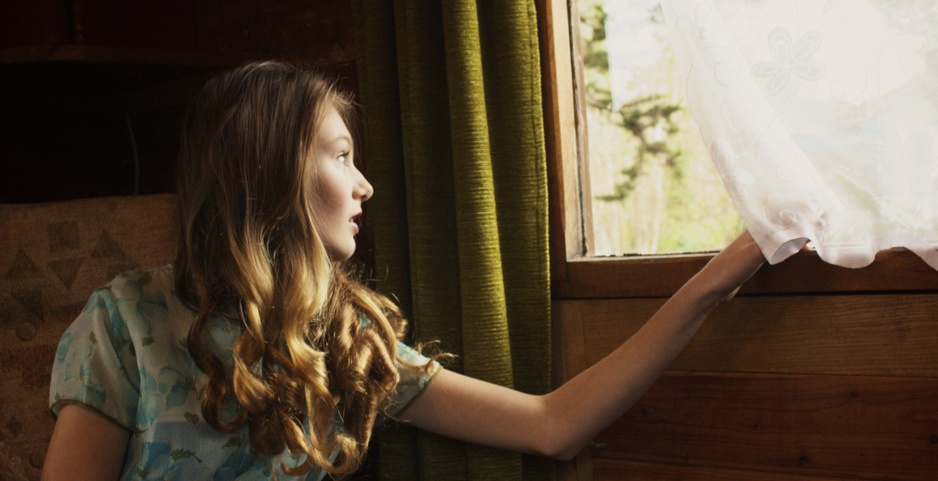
[49,286,141,431]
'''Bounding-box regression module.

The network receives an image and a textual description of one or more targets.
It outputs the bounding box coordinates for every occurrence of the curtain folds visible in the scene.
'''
[661,0,938,270]
[353,1,552,480]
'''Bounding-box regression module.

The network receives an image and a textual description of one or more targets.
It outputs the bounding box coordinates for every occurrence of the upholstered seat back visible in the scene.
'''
[0,194,178,481]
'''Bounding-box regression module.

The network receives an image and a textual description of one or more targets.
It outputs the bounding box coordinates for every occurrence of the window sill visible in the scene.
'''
[552,248,938,299]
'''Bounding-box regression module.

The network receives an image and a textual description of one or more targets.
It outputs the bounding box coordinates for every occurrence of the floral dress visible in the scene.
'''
[49,266,439,480]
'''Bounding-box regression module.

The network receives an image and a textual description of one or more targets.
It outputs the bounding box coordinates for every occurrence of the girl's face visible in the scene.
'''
[312,107,373,261]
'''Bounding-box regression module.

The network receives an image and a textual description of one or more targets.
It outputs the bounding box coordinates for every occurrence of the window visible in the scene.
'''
[537,0,938,298]
[574,0,742,257]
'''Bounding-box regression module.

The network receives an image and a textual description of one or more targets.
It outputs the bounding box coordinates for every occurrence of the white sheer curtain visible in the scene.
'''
[660,0,938,270]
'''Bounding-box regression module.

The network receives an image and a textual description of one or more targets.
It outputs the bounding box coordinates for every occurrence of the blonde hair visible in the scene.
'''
[174,60,407,476]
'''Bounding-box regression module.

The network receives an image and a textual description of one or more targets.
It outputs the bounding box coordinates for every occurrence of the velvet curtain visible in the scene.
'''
[353,1,552,480]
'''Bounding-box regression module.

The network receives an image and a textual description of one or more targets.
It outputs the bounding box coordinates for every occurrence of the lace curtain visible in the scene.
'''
[661,0,938,269]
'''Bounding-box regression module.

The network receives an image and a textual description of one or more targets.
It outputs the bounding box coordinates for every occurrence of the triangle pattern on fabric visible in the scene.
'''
[48,258,84,290]
[47,220,81,254]
[12,289,43,319]
[5,249,43,281]
[91,231,127,259]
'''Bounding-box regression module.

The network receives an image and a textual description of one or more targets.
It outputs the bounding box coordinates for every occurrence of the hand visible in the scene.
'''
[691,230,766,306]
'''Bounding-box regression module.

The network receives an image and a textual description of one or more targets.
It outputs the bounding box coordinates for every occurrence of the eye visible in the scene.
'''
[337,152,350,166]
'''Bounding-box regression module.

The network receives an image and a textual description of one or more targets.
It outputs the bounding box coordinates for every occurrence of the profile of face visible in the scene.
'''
[312,107,374,261]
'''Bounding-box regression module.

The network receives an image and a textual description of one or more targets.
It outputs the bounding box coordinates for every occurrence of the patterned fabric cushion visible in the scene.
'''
[0,194,178,481]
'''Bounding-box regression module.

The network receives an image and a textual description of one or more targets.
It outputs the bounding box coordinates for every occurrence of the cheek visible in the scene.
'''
[319,168,350,204]
[315,181,340,209]
[311,172,349,222]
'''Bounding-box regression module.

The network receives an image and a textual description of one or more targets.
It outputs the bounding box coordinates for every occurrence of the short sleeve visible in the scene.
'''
[49,287,140,430]
[385,341,441,418]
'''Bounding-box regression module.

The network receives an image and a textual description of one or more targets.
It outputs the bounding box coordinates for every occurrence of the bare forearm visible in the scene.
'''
[541,232,764,459]
[542,278,720,459]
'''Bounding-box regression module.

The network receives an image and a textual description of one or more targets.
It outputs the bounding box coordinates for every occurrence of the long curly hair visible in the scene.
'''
[174,60,408,477]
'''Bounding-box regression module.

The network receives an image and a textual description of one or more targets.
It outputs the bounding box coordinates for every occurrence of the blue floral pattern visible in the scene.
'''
[49,266,440,480]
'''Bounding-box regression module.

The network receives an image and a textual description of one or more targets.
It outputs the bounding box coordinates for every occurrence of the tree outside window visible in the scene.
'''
[576,0,743,256]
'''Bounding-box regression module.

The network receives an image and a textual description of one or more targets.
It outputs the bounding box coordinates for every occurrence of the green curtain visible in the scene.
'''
[353,1,552,480]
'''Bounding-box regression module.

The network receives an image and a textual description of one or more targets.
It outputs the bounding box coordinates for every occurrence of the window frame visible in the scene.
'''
[536,0,938,300]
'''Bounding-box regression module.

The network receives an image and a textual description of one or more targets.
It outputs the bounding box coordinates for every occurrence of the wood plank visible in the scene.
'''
[555,294,938,377]
[557,452,595,481]
[553,301,587,386]
[592,372,938,481]
[593,458,860,481]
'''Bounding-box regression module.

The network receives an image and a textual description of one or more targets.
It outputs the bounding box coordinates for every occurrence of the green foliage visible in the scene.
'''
[595,96,685,202]
[580,3,685,204]
[580,4,609,69]
[579,0,741,255]
[579,3,612,113]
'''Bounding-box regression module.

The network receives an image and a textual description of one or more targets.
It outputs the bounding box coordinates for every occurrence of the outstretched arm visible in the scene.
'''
[398,231,766,460]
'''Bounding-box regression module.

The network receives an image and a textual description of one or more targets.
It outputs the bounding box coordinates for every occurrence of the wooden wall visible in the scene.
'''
[554,289,938,480]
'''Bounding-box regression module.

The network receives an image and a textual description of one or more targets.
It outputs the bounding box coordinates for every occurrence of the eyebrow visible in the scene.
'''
[333,134,352,143]
[320,135,353,149]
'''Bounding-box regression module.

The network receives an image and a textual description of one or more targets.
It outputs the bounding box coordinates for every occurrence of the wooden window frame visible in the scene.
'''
[536,0,938,300]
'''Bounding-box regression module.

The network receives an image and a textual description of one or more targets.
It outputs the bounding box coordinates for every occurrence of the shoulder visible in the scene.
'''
[73,265,175,327]
[76,265,190,348]
[102,264,175,301]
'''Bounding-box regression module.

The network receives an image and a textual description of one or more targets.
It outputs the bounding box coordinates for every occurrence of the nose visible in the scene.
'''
[354,168,374,202]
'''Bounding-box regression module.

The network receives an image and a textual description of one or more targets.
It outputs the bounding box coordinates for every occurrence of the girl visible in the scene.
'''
[42,61,766,480]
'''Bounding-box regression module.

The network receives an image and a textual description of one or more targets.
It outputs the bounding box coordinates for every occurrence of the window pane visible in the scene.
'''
[576,0,743,256]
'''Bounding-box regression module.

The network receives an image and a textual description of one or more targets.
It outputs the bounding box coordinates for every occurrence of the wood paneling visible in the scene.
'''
[554,293,938,480]
[595,373,938,480]
[557,294,938,378]
[593,458,866,481]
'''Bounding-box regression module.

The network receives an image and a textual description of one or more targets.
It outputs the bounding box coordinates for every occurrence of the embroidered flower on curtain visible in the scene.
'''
[751,28,826,95]
[661,0,938,270]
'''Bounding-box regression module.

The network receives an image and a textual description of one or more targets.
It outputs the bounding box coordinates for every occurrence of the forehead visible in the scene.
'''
[317,107,351,145]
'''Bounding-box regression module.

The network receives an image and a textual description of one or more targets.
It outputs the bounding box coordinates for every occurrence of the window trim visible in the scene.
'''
[537,0,938,300]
